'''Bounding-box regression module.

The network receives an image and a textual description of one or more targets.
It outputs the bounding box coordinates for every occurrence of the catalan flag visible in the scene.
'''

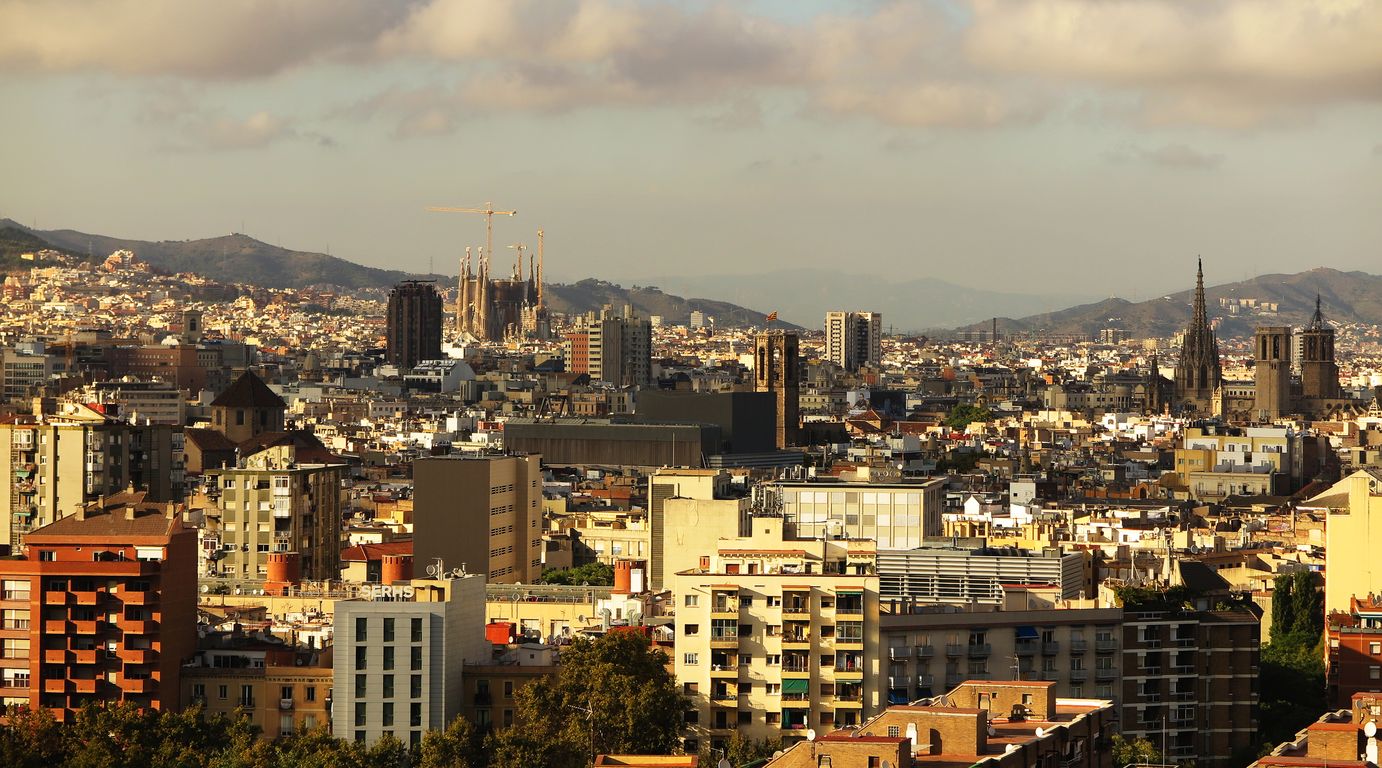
[765,311,778,322]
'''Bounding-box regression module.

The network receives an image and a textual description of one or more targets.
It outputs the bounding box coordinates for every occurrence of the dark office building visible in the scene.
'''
[637,390,776,454]
[386,281,443,368]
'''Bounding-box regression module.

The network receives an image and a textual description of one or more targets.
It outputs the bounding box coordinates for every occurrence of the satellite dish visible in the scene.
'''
[1035,727,1045,738]
[772,751,784,759]
[718,760,731,768]
[806,729,817,742]
[883,762,893,768]
[1367,721,1378,738]
[988,725,997,737]
[199,585,209,594]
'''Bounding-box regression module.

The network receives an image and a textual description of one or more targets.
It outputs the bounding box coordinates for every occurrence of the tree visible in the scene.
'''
[710,733,784,767]
[943,404,993,430]
[420,716,486,768]
[539,562,615,586]
[1110,734,1162,766]
[496,632,686,768]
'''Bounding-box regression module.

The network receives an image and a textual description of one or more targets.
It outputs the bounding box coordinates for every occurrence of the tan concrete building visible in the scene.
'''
[673,517,879,755]
[182,643,334,738]
[413,453,542,584]
[648,469,744,591]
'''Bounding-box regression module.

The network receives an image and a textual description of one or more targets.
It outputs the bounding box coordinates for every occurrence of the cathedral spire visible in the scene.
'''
[1192,256,1207,328]
[1311,292,1324,328]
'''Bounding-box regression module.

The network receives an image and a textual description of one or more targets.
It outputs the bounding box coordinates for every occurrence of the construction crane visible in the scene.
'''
[425,202,516,268]
[507,242,526,280]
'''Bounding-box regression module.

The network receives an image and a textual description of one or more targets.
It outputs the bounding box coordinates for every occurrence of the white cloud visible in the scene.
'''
[1106,143,1224,170]
[5,0,1381,131]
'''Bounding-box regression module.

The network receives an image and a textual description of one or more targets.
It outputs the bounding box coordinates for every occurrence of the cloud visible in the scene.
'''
[1106,143,1224,170]
[0,0,403,78]
[965,0,1382,127]
[6,0,1382,131]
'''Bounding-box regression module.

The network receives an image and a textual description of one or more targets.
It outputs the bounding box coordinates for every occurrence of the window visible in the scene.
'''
[766,683,781,695]
[383,675,395,699]
[684,682,699,695]
[684,624,700,636]
[218,685,228,700]
[411,646,422,671]
[411,675,422,699]
[503,681,514,699]
[412,618,423,643]
[383,618,394,642]
[766,654,781,666]
[1372,642,1381,655]
[356,674,367,695]
[240,684,254,707]
[1371,666,1381,681]
[305,686,316,702]
[355,646,367,670]
[410,702,422,728]
[356,617,367,641]
[355,702,366,727]
[383,647,395,670]
[382,702,394,727]
[684,653,699,665]
[279,714,294,736]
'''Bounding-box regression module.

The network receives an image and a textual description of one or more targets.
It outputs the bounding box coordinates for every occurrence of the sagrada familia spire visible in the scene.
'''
[1173,258,1222,412]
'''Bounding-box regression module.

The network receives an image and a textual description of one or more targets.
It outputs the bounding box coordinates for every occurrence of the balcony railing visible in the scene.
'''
[945,644,964,657]
[1096,668,1117,681]
[888,647,912,660]
[968,644,992,657]
[1069,640,1088,652]
[1095,640,1117,652]
[1042,641,1060,655]
[916,645,935,658]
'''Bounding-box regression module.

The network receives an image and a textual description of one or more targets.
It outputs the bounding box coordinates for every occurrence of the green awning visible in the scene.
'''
[782,678,809,694]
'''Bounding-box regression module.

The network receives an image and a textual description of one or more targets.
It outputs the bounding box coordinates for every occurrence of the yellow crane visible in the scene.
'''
[425,202,516,266]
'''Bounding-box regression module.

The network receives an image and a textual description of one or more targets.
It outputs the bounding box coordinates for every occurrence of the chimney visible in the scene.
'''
[76,502,90,521]
[125,505,138,522]
[165,502,177,520]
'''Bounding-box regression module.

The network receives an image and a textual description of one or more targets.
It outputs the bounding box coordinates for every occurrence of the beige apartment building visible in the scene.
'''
[1308,468,1382,615]
[673,517,880,755]
[649,469,749,590]
[1,414,183,549]
[198,443,345,583]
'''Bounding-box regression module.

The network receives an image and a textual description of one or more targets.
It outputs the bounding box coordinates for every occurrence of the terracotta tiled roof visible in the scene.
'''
[27,491,187,541]
[211,370,286,409]
[340,540,414,562]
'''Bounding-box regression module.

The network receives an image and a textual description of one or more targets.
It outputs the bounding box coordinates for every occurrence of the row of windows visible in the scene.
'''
[354,673,424,699]
[489,546,514,558]
[489,504,515,517]
[354,645,424,671]
[489,525,514,538]
[489,484,515,495]
[355,616,424,643]
[354,701,424,728]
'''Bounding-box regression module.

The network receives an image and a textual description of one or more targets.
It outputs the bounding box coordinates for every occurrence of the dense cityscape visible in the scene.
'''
[5,2,1382,767]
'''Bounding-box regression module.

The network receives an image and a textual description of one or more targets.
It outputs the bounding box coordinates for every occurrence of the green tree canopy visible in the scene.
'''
[539,561,615,586]
[944,404,993,429]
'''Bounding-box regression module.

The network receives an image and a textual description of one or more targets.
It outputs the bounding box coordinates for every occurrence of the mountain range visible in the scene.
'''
[0,220,784,327]
[954,267,1382,338]
[643,270,1097,331]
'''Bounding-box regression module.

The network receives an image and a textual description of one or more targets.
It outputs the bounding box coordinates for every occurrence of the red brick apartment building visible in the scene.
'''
[0,492,196,718]
[1328,595,1382,708]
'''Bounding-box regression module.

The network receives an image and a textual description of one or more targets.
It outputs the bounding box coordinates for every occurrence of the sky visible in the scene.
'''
[1,0,1380,299]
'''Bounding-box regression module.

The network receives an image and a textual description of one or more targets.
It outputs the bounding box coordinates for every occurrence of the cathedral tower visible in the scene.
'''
[1173,258,1223,413]
[1300,294,1340,400]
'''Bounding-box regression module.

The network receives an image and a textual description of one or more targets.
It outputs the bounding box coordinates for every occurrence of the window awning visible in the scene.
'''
[889,690,911,705]
[1016,625,1039,639]
[782,678,809,694]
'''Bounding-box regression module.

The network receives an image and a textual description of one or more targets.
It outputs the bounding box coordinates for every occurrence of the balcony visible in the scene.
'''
[945,673,964,688]
[917,675,934,689]
[710,600,739,617]
[1069,640,1088,653]
[781,633,811,649]
[43,648,70,664]
[1095,640,1117,652]
[709,691,738,704]
[44,619,71,634]
[121,590,157,605]
[834,665,863,680]
[42,678,69,694]
[916,645,935,659]
[780,695,811,708]
[1070,669,1088,682]
[1042,641,1060,655]
[835,636,864,650]
[945,644,964,657]
[782,602,810,620]
[71,648,99,665]
[967,644,991,658]
[1175,637,1196,648]
[234,695,253,708]
[1041,671,1060,682]
[710,664,739,678]
[888,676,911,689]
[888,646,912,660]
[1096,668,1117,681]
[1170,715,1195,727]
[73,678,100,694]
[119,648,158,664]
[835,600,864,617]
[833,694,864,708]
[121,619,159,634]
[1171,665,1195,675]
[43,591,69,606]
[1172,691,1195,702]
[1142,667,1163,677]
[473,692,492,705]
[71,620,98,635]
[72,590,99,606]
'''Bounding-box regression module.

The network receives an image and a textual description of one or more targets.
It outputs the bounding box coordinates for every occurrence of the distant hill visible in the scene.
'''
[0,219,435,290]
[645,269,1095,331]
[0,220,782,327]
[953,267,1382,339]
[545,279,793,329]
[0,225,83,270]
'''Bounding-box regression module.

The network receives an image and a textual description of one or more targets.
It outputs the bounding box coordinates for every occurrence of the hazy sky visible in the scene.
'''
[2,0,1380,299]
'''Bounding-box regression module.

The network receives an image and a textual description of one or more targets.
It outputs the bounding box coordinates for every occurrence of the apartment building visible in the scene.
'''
[413,453,543,584]
[198,443,345,583]
[1251,692,1382,768]
[209,370,285,446]
[1173,426,1294,501]
[332,576,487,746]
[1326,594,1382,707]
[878,607,1123,705]
[1119,600,1259,766]
[824,311,882,373]
[1,413,183,549]
[648,469,745,591]
[672,516,879,755]
[460,644,559,732]
[775,478,945,548]
[563,305,652,388]
[181,641,334,738]
[1309,469,1382,615]
[0,492,196,719]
